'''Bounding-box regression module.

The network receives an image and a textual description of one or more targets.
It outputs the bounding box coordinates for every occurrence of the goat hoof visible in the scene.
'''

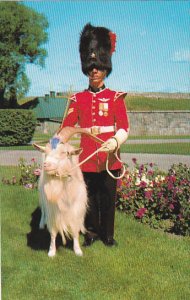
[48,250,56,257]
[75,249,83,256]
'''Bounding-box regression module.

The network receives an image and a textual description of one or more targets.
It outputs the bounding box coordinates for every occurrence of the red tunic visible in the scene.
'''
[61,87,129,172]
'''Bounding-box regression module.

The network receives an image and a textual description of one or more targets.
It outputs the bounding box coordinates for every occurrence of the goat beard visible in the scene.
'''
[44,180,66,203]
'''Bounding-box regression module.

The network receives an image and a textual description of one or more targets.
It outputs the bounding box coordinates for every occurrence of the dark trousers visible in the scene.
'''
[83,170,119,240]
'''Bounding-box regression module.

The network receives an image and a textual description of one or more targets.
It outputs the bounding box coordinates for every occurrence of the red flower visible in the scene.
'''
[140,181,147,188]
[136,208,147,218]
[132,158,137,164]
[167,183,174,190]
[145,190,153,200]
[148,170,154,176]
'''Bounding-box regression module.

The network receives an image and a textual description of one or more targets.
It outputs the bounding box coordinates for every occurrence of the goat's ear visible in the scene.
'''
[69,148,83,156]
[33,143,51,153]
[33,143,46,152]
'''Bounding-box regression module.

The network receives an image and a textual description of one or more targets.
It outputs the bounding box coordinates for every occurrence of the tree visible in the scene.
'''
[0,2,48,108]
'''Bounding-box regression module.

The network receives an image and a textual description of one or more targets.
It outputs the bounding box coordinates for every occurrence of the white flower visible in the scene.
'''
[135,178,141,186]
[155,175,165,183]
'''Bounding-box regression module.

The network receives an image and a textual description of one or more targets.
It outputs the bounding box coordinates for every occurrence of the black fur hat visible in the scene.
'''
[79,23,116,77]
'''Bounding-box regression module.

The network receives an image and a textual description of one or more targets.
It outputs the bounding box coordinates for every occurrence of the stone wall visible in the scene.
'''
[36,111,190,136]
[128,111,190,136]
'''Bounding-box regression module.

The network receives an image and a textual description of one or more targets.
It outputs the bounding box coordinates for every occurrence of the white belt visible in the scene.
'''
[85,126,115,135]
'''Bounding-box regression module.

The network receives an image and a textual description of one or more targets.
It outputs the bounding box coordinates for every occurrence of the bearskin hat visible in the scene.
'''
[79,23,116,77]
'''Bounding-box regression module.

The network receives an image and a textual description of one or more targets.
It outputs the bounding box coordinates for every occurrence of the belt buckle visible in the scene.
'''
[91,126,100,135]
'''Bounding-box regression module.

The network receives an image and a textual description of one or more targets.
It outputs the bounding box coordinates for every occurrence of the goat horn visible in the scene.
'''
[57,126,104,144]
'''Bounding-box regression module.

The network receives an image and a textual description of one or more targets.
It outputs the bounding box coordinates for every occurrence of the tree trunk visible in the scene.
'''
[9,87,18,108]
[0,88,6,108]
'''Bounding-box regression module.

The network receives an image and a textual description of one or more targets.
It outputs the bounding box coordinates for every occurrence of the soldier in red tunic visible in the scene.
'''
[59,23,129,246]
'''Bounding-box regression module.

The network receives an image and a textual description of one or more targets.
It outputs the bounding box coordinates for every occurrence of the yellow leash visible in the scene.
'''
[62,144,126,180]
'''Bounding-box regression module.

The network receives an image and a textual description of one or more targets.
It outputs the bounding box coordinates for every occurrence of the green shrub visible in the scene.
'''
[116,160,190,236]
[0,109,36,145]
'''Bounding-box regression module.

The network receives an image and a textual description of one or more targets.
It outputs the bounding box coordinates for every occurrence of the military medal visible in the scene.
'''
[99,103,109,117]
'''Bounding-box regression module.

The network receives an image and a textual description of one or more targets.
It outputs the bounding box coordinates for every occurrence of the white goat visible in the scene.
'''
[35,141,88,257]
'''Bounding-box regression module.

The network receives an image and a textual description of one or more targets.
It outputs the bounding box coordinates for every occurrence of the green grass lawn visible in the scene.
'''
[1,136,190,155]
[1,167,190,300]
[1,142,190,155]
[1,143,190,155]
[121,142,190,155]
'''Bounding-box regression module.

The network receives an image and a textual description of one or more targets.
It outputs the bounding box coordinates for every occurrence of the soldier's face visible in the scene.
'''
[88,68,106,87]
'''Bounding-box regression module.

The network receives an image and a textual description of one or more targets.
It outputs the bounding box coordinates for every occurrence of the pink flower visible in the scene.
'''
[169,204,174,210]
[145,190,153,200]
[140,181,147,188]
[178,213,183,220]
[132,158,137,164]
[24,183,33,189]
[136,208,147,218]
[157,192,163,198]
[167,183,173,190]
[117,179,123,187]
[168,175,176,183]
[33,168,41,176]
[31,158,36,162]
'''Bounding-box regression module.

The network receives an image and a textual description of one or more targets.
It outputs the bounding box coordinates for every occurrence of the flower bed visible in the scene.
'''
[2,157,189,236]
[116,159,190,236]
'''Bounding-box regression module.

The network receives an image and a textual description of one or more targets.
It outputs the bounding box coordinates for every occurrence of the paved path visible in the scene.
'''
[0,150,189,172]
[126,139,190,144]
[1,138,189,171]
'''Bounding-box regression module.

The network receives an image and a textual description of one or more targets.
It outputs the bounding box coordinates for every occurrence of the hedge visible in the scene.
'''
[0,109,36,146]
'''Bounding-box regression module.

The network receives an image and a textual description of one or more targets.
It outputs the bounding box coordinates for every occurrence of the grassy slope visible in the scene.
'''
[1,167,190,300]
[125,96,190,111]
[19,95,190,111]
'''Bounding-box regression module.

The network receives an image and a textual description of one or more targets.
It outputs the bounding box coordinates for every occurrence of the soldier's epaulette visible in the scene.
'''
[114,91,127,101]
[69,89,88,102]
[69,94,77,102]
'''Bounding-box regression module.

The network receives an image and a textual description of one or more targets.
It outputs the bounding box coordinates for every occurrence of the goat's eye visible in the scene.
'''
[60,151,67,155]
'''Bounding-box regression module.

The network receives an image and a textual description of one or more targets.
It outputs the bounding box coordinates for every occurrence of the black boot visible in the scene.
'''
[102,237,118,247]
[83,233,99,247]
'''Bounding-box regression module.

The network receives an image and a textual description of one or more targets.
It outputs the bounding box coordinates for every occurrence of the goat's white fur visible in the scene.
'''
[37,143,88,257]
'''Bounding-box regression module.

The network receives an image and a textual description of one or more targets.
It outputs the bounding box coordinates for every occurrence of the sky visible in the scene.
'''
[24,1,190,96]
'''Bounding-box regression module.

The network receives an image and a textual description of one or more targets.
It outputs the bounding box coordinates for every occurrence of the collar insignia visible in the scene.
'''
[98,97,110,102]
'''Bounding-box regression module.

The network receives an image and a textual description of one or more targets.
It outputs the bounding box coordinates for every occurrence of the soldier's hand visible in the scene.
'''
[101,137,118,153]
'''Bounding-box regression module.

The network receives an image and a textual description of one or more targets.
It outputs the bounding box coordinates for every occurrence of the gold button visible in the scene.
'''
[93,119,96,122]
